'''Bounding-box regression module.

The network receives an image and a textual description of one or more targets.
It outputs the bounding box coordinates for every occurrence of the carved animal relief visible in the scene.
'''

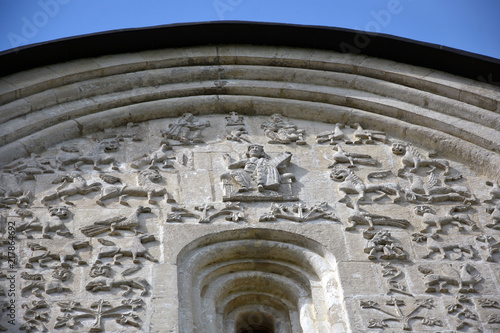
[0,114,498,333]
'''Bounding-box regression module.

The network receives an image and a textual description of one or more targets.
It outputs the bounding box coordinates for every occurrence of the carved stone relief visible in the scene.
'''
[161,113,210,145]
[1,114,499,332]
[166,202,244,224]
[363,230,407,260]
[220,144,297,201]
[259,202,338,223]
[417,263,483,293]
[261,113,306,145]
[360,297,441,331]
[225,111,250,143]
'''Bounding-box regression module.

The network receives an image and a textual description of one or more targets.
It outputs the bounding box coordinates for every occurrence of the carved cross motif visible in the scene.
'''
[360,297,441,331]
[55,298,144,332]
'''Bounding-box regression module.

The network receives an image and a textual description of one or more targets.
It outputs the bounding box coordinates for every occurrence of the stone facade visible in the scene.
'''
[1,32,500,333]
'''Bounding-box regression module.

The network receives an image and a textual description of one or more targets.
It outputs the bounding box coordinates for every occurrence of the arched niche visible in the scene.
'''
[176,228,349,333]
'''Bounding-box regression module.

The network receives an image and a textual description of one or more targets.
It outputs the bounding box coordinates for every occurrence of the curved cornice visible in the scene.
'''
[0,23,499,180]
[1,21,499,82]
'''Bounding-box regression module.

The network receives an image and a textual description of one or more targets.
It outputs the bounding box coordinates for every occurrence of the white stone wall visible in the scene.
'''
[0,45,500,332]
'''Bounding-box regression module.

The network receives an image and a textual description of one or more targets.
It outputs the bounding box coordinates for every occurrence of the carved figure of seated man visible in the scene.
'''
[223,145,294,193]
[162,113,210,144]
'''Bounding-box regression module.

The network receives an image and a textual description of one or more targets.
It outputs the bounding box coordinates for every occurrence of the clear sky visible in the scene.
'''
[1,0,499,60]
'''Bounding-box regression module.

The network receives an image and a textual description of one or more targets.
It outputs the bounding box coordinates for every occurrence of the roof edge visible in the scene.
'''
[1,21,499,86]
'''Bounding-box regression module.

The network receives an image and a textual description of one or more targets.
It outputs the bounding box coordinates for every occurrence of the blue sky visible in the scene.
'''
[1,0,499,59]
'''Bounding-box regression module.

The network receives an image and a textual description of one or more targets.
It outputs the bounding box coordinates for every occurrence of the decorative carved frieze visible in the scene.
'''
[166,202,244,223]
[326,144,378,168]
[225,112,250,143]
[0,113,498,332]
[25,241,89,268]
[485,204,500,230]
[259,202,339,223]
[418,263,483,293]
[391,141,450,175]
[476,235,500,262]
[345,207,410,231]
[479,299,500,325]
[360,297,441,331]
[40,174,102,206]
[261,113,306,145]
[2,153,54,181]
[85,265,149,296]
[54,298,144,332]
[330,167,403,209]
[20,300,50,333]
[316,123,387,145]
[81,206,151,237]
[446,295,482,331]
[96,169,174,206]
[21,266,73,297]
[16,206,73,239]
[161,113,210,145]
[56,138,121,172]
[380,262,411,296]
[412,233,476,260]
[401,172,478,205]
[414,205,478,234]
[363,230,407,260]
[93,234,158,265]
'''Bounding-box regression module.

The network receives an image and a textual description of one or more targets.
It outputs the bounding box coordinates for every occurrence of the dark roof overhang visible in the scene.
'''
[0,21,499,86]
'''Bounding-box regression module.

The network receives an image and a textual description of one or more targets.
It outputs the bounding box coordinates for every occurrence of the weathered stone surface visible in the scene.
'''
[1,40,499,332]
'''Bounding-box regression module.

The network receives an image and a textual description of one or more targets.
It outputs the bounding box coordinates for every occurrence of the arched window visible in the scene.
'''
[235,311,275,333]
[177,228,349,332]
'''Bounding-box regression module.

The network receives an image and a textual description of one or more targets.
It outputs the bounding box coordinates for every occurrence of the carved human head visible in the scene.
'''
[49,206,70,219]
[247,144,264,157]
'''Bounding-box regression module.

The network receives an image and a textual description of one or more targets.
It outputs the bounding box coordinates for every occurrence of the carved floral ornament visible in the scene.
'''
[1,113,499,332]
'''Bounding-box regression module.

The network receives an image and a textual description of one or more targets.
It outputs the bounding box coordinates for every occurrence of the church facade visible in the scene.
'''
[0,22,500,332]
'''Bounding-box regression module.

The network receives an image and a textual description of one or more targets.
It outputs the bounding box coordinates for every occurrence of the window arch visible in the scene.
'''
[176,228,349,333]
[235,311,276,333]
